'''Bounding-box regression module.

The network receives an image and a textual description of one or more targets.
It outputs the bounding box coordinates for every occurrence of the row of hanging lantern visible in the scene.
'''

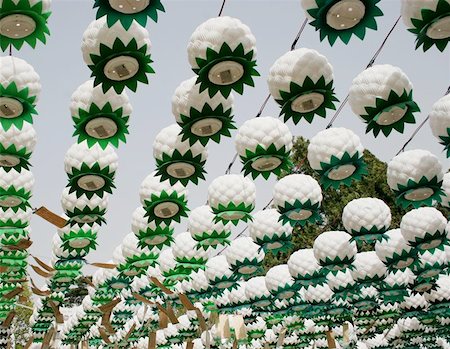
[23,0,450,347]
[0,0,53,336]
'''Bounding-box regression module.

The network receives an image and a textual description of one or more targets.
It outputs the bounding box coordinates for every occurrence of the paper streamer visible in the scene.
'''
[34,207,68,228]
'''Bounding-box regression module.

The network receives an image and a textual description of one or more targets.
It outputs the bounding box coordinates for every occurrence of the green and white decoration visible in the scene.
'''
[0,122,36,173]
[401,0,450,52]
[64,141,118,199]
[225,237,265,277]
[0,0,51,51]
[0,205,31,228]
[301,0,383,45]
[265,264,296,300]
[139,171,188,225]
[288,248,326,287]
[172,77,236,146]
[0,167,33,212]
[70,79,131,149]
[234,117,293,179]
[58,222,99,257]
[248,209,293,254]
[313,231,357,272]
[61,187,108,226]
[267,48,338,124]
[342,197,392,245]
[131,206,174,250]
[0,56,40,131]
[158,248,191,282]
[207,174,256,225]
[120,233,159,276]
[187,16,259,98]
[188,205,232,248]
[94,0,165,29]
[172,232,209,272]
[307,127,368,189]
[349,64,420,137]
[81,17,154,93]
[400,207,447,251]
[245,277,272,308]
[430,94,450,157]
[375,229,416,271]
[273,174,323,227]
[204,255,237,290]
[387,149,444,209]
[153,124,207,186]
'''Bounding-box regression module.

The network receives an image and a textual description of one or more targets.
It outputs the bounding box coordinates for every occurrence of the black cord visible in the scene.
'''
[325,16,402,129]
[218,0,227,16]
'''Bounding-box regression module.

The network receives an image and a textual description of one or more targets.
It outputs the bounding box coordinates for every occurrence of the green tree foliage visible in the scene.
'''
[13,285,33,348]
[264,136,449,270]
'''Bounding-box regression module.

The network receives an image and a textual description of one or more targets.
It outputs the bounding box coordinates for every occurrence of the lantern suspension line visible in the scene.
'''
[218,0,227,16]
[325,15,402,129]
[395,85,450,156]
[223,17,309,174]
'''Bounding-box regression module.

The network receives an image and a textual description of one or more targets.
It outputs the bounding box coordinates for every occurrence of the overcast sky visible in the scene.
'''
[12,0,449,279]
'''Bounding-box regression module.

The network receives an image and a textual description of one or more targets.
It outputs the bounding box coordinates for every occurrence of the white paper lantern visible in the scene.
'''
[172,77,235,146]
[430,94,450,157]
[234,117,292,179]
[342,197,391,245]
[61,187,108,226]
[207,174,256,225]
[401,0,450,52]
[248,209,292,253]
[187,16,258,98]
[120,232,158,276]
[0,167,34,212]
[188,205,232,248]
[375,229,415,270]
[172,232,209,272]
[139,171,188,224]
[153,124,207,186]
[204,255,236,290]
[267,48,337,124]
[81,17,153,93]
[307,127,367,189]
[64,141,118,200]
[400,207,447,251]
[225,237,265,276]
[288,248,324,287]
[313,231,357,272]
[349,64,419,137]
[70,79,132,149]
[351,252,387,286]
[300,0,383,45]
[273,174,322,227]
[245,277,272,308]
[57,223,99,258]
[265,264,296,299]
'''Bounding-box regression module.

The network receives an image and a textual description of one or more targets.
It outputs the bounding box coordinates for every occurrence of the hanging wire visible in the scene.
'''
[395,85,450,156]
[325,15,402,129]
[9,44,12,56]
[218,0,227,16]
[223,17,310,174]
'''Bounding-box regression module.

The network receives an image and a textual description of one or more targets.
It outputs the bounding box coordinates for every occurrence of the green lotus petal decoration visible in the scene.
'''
[383,248,417,272]
[0,227,28,248]
[438,127,450,158]
[67,163,116,199]
[0,217,29,229]
[175,256,207,273]
[277,198,322,227]
[410,275,439,293]
[361,89,420,137]
[143,190,188,225]
[350,225,389,247]
[60,228,98,255]
[135,224,174,251]
[162,264,192,282]
[254,232,293,255]
[0,0,51,51]
[105,275,131,290]
[293,273,327,288]
[88,38,154,94]
[0,186,31,212]
[193,43,259,98]
[406,230,447,251]
[332,284,360,301]
[393,175,444,209]
[408,0,450,52]
[0,82,37,131]
[307,0,383,45]
[207,273,238,291]
[212,201,254,226]
[193,229,231,250]
[66,205,106,226]
[0,143,32,173]
[379,288,409,304]
[229,257,263,277]
[73,102,129,149]
[240,144,292,180]
[0,250,28,270]
[155,149,206,186]
[93,0,165,29]
[277,77,339,124]
[178,103,236,146]
[53,258,85,272]
[316,151,368,189]
[120,252,159,275]
[319,255,355,274]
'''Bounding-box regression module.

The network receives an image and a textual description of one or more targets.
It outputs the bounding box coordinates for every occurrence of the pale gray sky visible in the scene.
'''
[14,0,449,276]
